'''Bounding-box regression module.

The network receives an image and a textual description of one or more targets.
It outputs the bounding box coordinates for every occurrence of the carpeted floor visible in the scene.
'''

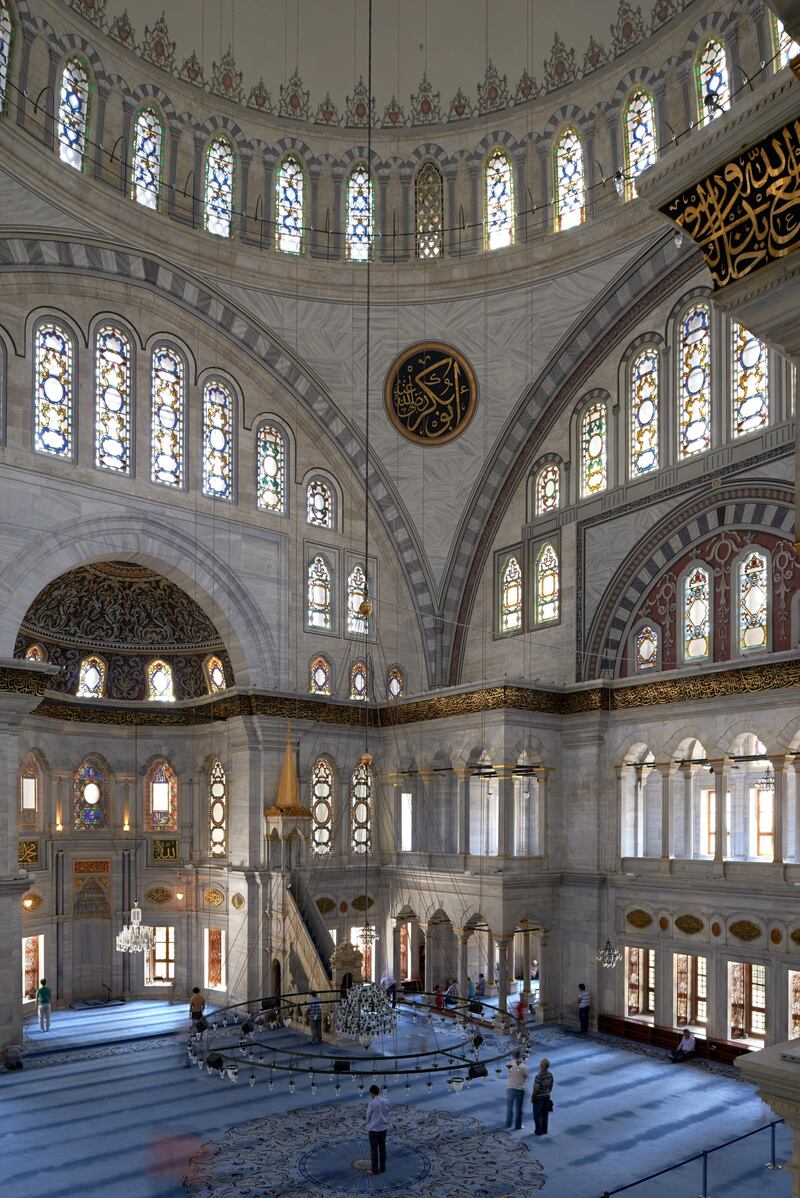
[1,1006,792,1198]
[23,1000,194,1055]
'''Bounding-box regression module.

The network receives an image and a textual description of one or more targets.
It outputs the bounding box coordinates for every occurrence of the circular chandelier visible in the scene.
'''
[336,982,396,1046]
[596,939,622,969]
[115,900,155,953]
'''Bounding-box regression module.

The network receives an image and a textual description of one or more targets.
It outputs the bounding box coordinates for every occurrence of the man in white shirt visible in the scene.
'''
[578,983,590,1034]
[671,1028,697,1063]
[505,1053,529,1130]
[366,1084,390,1175]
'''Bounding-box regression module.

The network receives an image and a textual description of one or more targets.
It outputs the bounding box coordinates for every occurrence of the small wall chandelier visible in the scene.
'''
[335,981,396,1047]
[116,900,155,953]
[756,764,775,791]
[596,939,622,969]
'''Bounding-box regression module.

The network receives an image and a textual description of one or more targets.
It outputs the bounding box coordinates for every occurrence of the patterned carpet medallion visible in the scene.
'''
[184,1104,545,1196]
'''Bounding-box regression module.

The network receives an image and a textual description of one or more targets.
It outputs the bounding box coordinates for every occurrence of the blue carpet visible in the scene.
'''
[23,1000,195,1055]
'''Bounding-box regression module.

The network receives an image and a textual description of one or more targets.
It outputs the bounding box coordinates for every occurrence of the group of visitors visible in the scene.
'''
[505,1053,555,1136]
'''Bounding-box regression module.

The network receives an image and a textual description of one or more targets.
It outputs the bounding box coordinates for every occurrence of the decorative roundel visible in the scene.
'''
[384,342,478,446]
[146,887,173,905]
[231,893,245,911]
[203,888,225,907]
[22,892,43,911]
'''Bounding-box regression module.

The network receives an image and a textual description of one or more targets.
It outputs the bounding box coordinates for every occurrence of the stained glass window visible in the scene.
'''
[485,148,514,250]
[208,759,226,857]
[147,659,175,702]
[73,754,109,830]
[202,380,234,500]
[34,322,74,457]
[0,3,12,114]
[131,106,163,209]
[738,550,768,652]
[256,423,285,513]
[205,655,226,693]
[535,543,559,624]
[634,625,658,672]
[146,759,177,831]
[678,303,711,458]
[500,555,522,633]
[309,653,331,695]
[151,345,185,488]
[77,655,106,698]
[772,16,800,69]
[554,128,584,231]
[347,565,370,636]
[415,161,444,258]
[205,928,225,990]
[25,644,45,662]
[307,478,333,528]
[683,565,710,661]
[308,555,333,630]
[732,323,769,437]
[19,754,41,828]
[95,325,131,473]
[23,934,43,1003]
[387,665,404,699]
[350,660,368,701]
[276,155,304,254]
[695,37,730,126]
[581,402,607,496]
[535,464,560,515]
[676,953,707,1027]
[346,164,373,261]
[629,347,659,476]
[351,761,372,854]
[311,758,334,855]
[623,89,657,200]
[791,970,800,1039]
[204,135,235,238]
[58,57,91,170]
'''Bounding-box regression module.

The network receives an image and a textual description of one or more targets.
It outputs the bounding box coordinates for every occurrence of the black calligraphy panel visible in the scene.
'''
[384,342,478,445]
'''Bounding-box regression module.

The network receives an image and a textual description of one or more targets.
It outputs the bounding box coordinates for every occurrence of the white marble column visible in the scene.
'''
[736,1042,800,1198]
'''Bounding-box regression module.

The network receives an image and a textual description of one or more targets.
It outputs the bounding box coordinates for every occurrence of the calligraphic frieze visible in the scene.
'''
[384,342,478,445]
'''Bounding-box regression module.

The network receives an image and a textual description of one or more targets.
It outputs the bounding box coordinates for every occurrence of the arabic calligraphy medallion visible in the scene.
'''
[384,342,478,445]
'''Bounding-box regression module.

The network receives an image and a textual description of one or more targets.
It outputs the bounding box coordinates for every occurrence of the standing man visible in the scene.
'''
[308,992,322,1044]
[35,978,52,1032]
[366,1084,389,1176]
[504,1052,529,1130]
[189,987,205,1028]
[531,1058,554,1136]
[577,983,590,1034]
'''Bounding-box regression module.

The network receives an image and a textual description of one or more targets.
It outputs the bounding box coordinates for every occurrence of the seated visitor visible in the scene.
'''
[670,1028,696,1063]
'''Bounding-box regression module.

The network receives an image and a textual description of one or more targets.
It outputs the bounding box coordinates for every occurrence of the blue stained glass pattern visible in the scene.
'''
[624,89,657,200]
[256,424,285,513]
[0,4,12,113]
[415,161,444,259]
[95,325,131,473]
[276,156,304,254]
[204,136,235,238]
[629,347,659,476]
[202,380,234,500]
[132,106,163,209]
[58,57,90,170]
[732,323,769,437]
[73,755,107,830]
[772,16,800,69]
[485,148,514,250]
[151,346,185,487]
[346,165,373,261]
[695,38,730,125]
[678,304,711,458]
[634,625,658,672]
[35,322,73,457]
[554,128,584,231]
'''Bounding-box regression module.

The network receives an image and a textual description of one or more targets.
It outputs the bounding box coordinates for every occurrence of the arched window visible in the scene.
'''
[145,759,177,831]
[554,128,584,231]
[415,160,444,258]
[535,542,559,624]
[580,401,607,496]
[276,155,304,254]
[19,754,42,829]
[307,555,333,630]
[678,303,711,458]
[131,106,163,209]
[73,754,109,831]
[350,760,372,854]
[0,3,12,113]
[633,624,658,672]
[485,148,514,250]
[731,323,769,437]
[346,164,373,261]
[738,550,768,653]
[95,324,132,473]
[499,555,522,633]
[77,655,106,698]
[309,653,332,695]
[386,665,404,699]
[350,660,368,701]
[34,321,74,458]
[25,644,45,662]
[695,37,730,126]
[208,758,226,857]
[683,564,711,662]
[623,89,657,200]
[151,344,185,488]
[204,655,226,693]
[535,464,560,515]
[772,15,800,69]
[347,565,370,636]
[629,347,659,476]
[307,478,334,528]
[57,57,91,170]
[311,758,334,856]
[147,659,175,702]
[202,379,234,500]
[204,135,235,238]
[256,423,286,514]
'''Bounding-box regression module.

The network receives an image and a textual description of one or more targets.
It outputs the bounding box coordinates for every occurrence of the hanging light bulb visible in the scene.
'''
[288,1075,295,1094]
[451,1075,465,1093]
[335,1081,342,1097]
[249,1071,256,1087]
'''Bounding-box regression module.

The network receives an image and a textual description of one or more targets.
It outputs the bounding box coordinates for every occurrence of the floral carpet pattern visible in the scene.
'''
[184,1104,545,1196]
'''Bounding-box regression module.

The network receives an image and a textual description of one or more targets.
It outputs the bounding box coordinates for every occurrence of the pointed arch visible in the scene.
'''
[694,36,730,125]
[57,56,91,170]
[131,104,165,210]
[77,654,106,698]
[350,659,368,701]
[146,658,175,702]
[498,552,522,634]
[580,399,607,496]
[256,420,287,514]
[309,652,332,695]
[484,146,514,250]
[534,542,559,625]
[622,88,657,200]
[204,134,236,238]
[150,341,186,489]
[350,758,372,854]
[346,163,373,261]
[73,752,110,831]
[94,323,132,474]
[553,128,584,231]
[535,462,560,515]
[275,153,305,254]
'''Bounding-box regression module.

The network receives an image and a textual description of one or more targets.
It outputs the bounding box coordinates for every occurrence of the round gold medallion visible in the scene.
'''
[384,342,478,446]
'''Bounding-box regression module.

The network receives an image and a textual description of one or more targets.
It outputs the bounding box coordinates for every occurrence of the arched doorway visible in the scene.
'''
[271,958,281,998]
[72,878,112,1000]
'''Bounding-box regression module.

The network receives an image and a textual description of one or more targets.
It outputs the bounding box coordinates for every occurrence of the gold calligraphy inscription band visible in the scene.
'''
[384,341,478,446]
